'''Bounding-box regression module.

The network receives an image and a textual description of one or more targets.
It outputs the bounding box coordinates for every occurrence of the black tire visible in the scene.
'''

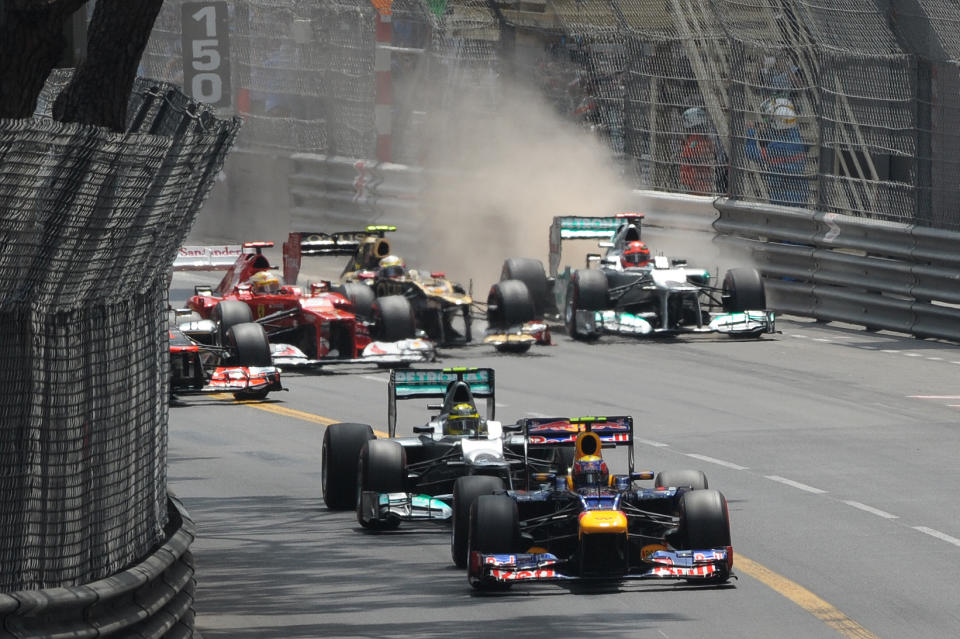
[214,300,253,346]
[372,295,416,341]
[451,476,505,568]
[322,423,375,510]
[468,494,520,590]
[564,269,608,339]
[501,258,548,317]
[677,489,732,583]
[357,439,406,530]
[486,279,535,328]
[654,470,708,491]
[333,282,376,319]
[227,322,272,367]
[556,445,576,476]
[722,267,766,313]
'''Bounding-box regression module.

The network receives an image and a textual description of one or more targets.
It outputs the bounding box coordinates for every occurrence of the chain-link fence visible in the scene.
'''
[0,73,240,591]
[145,0,960,230]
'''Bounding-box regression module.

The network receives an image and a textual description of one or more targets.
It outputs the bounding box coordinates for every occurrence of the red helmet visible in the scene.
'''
[621,241,651,268]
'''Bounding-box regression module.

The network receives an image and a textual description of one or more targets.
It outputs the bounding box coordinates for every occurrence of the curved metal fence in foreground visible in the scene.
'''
[0,495,198,639]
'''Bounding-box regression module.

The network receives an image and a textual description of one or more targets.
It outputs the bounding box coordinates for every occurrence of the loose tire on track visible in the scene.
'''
[564,269,608,339]
[372,295,416,342]
[322,423,375,510]
[333,282,376,319]
[468,494,520,590]
[214,300,253,346]
[357,439,406,530]
[722,267,766,313]
[500,258,548,317]
[487,279,535,329]
[654,469,708,491]
[451,476,505,568]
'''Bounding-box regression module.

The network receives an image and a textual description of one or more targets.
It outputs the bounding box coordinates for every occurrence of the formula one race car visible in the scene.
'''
[320,367,564,567]
[174,241,434,367]
[283,227,473,346]
[169,312,282,400]
[466,416,733,589]
[485,214,775,346]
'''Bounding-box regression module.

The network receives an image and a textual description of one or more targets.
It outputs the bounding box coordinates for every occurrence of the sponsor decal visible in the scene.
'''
[651,565,716,577]
[491,569,556,581]
[484,555,517,566]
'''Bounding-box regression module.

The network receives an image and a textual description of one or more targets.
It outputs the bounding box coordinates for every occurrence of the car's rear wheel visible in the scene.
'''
[722,267,766,313]
[333,282,376,319]
[468,494,520,590]
[451,476,505,568]
[654,469,708,491]
[322,423,375,510]
[565,269,607,339]
[501,258,548,317]
[356,439,406,530]
[371,295,416,342]
[487,279,535,329]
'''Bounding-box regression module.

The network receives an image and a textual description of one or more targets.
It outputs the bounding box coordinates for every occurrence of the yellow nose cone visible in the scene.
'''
[579,510,628,537]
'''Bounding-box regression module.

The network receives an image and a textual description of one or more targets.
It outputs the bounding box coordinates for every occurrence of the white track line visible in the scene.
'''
[360,375,387,383]
[635,438,670,448]
[685,454,748,471]
[765,475,827,494]
[843,500,898,519]
[913,526,960,547]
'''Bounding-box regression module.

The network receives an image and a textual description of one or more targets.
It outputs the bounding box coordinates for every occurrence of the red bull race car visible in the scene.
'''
[173,241,434,367]
[466,416,733,590]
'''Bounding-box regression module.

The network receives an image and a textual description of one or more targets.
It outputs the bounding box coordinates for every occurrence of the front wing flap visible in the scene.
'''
[269,339,435,367]
[200,366,283,393]
[483,321,551,347]
[576,309,775,337]
[358,491,452,525]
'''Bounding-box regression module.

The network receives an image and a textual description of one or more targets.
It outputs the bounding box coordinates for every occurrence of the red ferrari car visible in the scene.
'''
[174,242,434,366]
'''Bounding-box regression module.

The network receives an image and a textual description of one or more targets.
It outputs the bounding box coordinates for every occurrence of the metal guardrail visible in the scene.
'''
[0,495,198,639]
[714,199,960,341]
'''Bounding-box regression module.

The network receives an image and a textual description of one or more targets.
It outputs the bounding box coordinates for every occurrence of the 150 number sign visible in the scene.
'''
[182,1,231,107]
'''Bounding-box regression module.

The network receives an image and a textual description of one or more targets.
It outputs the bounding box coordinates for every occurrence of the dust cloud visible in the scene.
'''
[413,80,634,297]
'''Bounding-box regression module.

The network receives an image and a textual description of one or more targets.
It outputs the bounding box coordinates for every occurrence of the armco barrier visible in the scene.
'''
[0,495,198,639]
[715,199,960,340]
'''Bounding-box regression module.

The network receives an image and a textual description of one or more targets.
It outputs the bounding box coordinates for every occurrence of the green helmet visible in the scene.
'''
[445,402,481,436]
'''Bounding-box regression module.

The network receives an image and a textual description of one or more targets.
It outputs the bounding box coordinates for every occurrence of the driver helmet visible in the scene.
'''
[682,106,707,130]
[761,97,797,130]
[250,271,281,295]
[445,402,482,436]
[571,455,610,490]
[378,255,406,280]
[621,241,651,268]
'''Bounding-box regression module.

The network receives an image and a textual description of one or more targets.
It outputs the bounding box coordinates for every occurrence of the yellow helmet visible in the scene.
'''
[445,402,481,436]
[250,271,281,295]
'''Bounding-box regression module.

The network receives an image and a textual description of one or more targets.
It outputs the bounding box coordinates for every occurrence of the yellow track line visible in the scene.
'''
[735,555,880,639]
[212,394,879,638]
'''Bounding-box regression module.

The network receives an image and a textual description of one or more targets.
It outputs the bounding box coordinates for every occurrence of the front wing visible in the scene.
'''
[358,491,452,525]
[573,309,775,337]
[175,366,283,395]
[270,338,436,367]
[469,548,731,587]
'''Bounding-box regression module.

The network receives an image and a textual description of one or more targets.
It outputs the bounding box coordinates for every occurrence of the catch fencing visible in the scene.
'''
[0,68,239,609]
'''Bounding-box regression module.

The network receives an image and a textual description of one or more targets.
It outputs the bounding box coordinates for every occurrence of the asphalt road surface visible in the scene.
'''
[168,273,960,638]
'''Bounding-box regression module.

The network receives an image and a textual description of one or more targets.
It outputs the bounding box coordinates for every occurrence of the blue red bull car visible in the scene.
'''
[465,416,734,589]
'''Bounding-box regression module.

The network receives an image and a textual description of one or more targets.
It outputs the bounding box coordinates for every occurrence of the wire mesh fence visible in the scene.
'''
[0,73,240,591]
[143,0,960,230]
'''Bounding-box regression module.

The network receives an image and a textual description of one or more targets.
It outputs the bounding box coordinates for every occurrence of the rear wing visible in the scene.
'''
[522,415,634,474]
[548,214,644,277]
[283,226,395,285]
[173,244,244,271]
[387,367,495,437]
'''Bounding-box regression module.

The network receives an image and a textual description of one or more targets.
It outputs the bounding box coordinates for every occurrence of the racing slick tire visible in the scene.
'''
[486,279,535,328]
[372,295,417,342]
[677,489,732,584]
[557,445,576,476]
[722,267,766,313]
[333,282,376,320]
[468,494,520,590]
[451,476,505,568]
[214,300,253,346]
[357,439,406,530]
[564,269,608,340]
[654,470,708,491]
[501,258,548,317]
[322,423,375,510]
